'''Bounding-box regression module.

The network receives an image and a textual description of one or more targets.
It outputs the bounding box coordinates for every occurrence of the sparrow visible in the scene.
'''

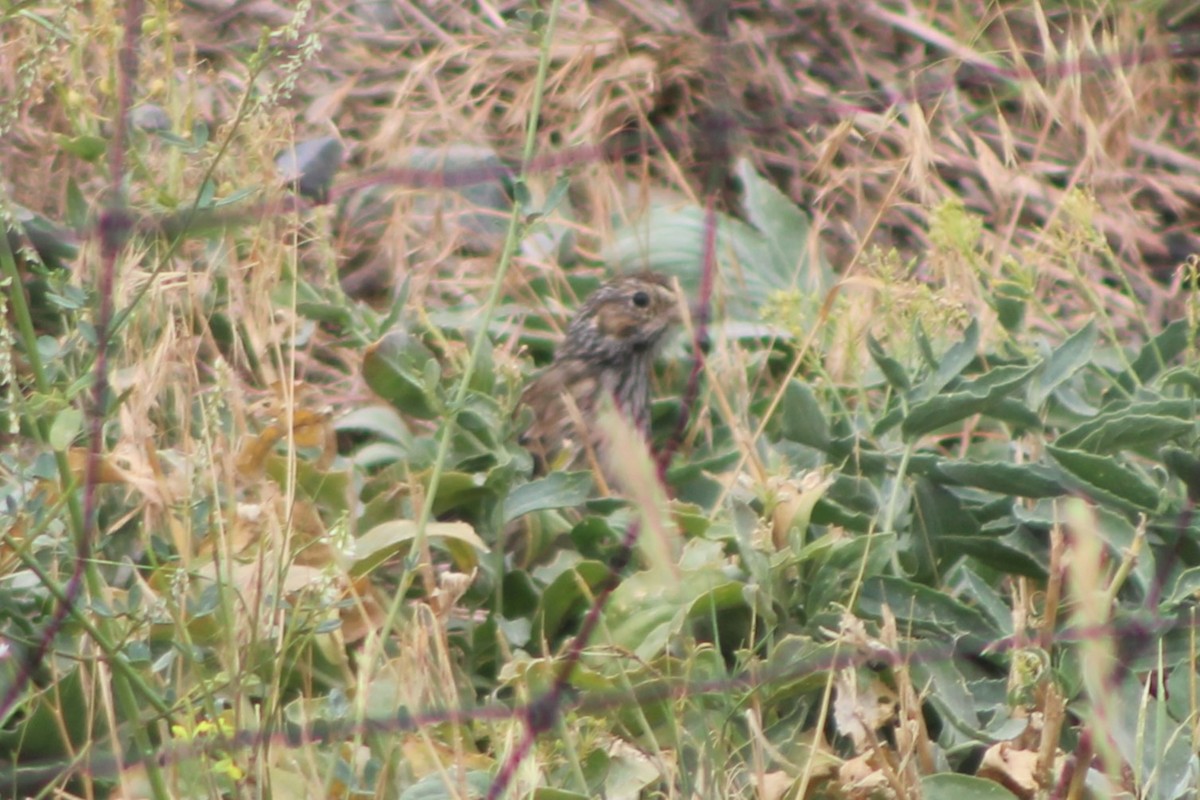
[518,271,682,476]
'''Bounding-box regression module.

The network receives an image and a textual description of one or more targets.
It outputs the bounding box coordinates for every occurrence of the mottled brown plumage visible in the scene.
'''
[519,271,681,473]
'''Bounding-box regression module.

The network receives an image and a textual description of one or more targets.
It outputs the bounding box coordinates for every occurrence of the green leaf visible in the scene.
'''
[1013,500,1154,591]
[776,379,830,449]
[984,397,1044,432]
[867,334,911,391]
[400,771,493,800]
[427,470,494,515]
[859,577,999,647]
[1167,566,1200,607]
[760,635,842,697]
[909,477,979,582]
[196,178,216,209]
[935,460,1064,497]
[605,196,817,324]
[902,365,1037,439]
[213,187,258,209]
[264,456,351,515]
[953,565,1015,633]
[1162,446,1200,500]
[65,179,88,231]
[8,204,79,266]
[922,318,980,398]
[48,408,83,451]
[1028,320,1096,408]
[944,527,1048,578]
[512,179,532,212]
[191,120,210,148]
[910,657,981,733]
[542,175,570,217]
[362,329,441,420]
[991,279,1029,333]
[536,559,610,643]
[735,157,828,293]
[1122,319,1190,389]
[504,472,594,523]
[0,663,94,757]
[57,134,106,162]
[336,405,411,444]
[1055,400,1195,454]
[347,520,488,578]
[921,774,1019,800]
[1047,446,1160,512]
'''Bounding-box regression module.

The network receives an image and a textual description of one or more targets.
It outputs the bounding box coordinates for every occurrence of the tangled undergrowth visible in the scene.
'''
[3,1,1200,798]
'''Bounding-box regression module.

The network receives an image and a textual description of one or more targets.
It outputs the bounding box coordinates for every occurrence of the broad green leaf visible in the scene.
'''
[908,477,979,582]
[362,329,442,420]
[991,279,1029,333]
[335,405,411,443]
[606,199,809,324]
[776,379,831,449]
[48,408,82,451]
[760,635,842,697]
[1014,500,1154,592]
[902,365,1036,439]
[859,577,999,648]
[952,565,1015,634]
[1028,320,1096,407]
[921,774,1019,800]
[736,157,828,293]
[1047,446,1160,512]
[867,334,911,391]
[347,520,487,577]
[191,120,209,147]
[935,460,1064,497]
[8,204,79,266]
[536,560,610,643]
[213,186,258,209]
[922,318,980,398]
[944,528,1047,577]
[400,771,493,800]
[65,179,88,231]
[911,657,981,733]
[1162,446,1200,500]
[503,472,594,523]
[0,663,94,756]
[1055,400,1195,454]
[1122,319,1190,389]
[425,470,495,515]
[541,175,570,217]
[57,134,106,161]
[984,397,1044,432]
[812,496,875,533]
[196,177,216,209]
[263,455,352,515]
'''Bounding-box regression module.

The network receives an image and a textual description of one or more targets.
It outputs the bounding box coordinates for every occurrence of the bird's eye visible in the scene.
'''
[631,290,651,308]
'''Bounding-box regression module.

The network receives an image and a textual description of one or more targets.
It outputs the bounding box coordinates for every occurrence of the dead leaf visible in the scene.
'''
[978,742,1041,799]
[236,404,333,476]
[833,668,898,751]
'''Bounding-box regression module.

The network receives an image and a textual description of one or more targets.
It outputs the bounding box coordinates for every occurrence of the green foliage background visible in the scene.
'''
[2,1,1200,798]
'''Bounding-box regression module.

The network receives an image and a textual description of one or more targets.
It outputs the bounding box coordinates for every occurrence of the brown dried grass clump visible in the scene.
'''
[3,0,1198,372]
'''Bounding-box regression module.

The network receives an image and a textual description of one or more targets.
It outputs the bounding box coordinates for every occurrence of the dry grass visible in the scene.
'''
[2,0,1199,797]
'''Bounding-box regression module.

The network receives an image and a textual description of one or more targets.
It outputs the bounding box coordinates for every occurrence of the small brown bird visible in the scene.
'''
[519,271,682,475]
